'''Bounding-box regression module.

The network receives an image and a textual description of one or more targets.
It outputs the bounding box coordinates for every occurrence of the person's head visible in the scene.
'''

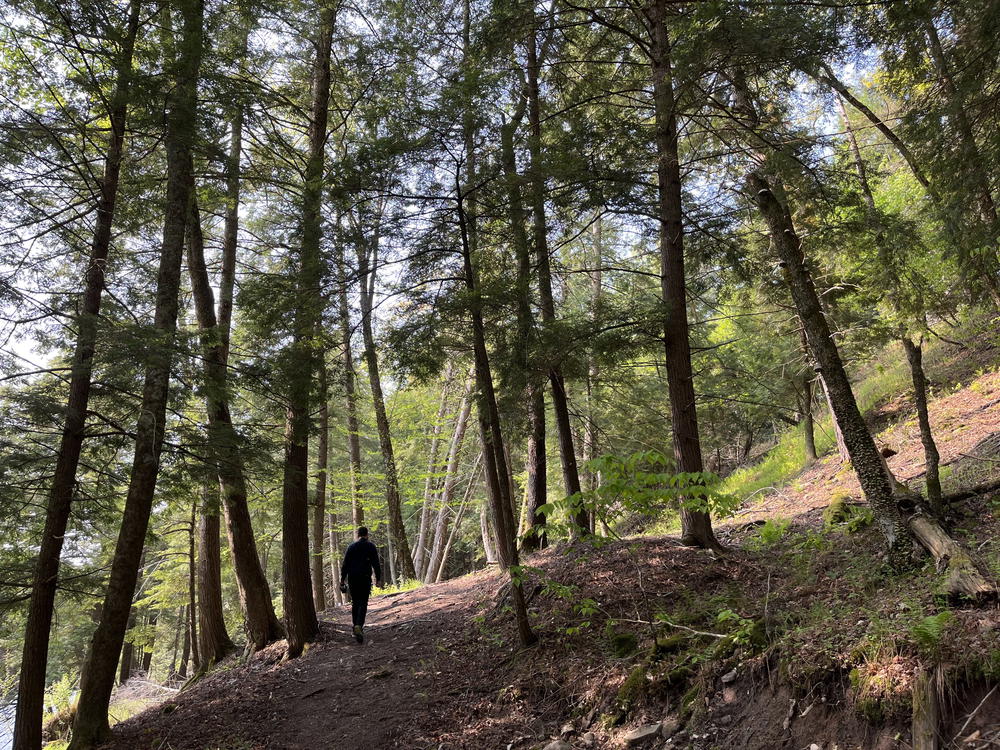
[357,526,368,539]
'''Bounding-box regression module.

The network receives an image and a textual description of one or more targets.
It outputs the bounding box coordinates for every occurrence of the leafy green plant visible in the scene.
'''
[715,609,758,647]
[845,506,874,533]
[535,451,738,534]
[911,611,954,655]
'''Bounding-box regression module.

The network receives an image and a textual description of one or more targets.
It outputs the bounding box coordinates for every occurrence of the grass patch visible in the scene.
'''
[377,578,422,596]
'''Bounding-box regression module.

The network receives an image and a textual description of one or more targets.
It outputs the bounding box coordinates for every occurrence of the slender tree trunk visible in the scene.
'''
[424,383,474,583]
[415,363,454,578]
[327,506,343,606]
[500,104,547,552]
[583,216,603,491]
[336,242,365,528]
[385,528,398,586]
[748,172,911,563]
[197,482,234,667]
[480,500,498,565]
[140,610,156,674]
[168,606,183,679]
[457,177,537,647]
[187,498,200,671]
[281,2,338,658]
[13,5,141,747]
[210,29,282,649]
[118,611,135,685]
[525,20,586,534]
[177,609,191,680]
[800,377,817,462]
[436,462,479,583]
[217,94,243,366]
[312,365,329,612]
[818,372,849,461]
[186,176,282,650]
[69,3,203,744]
[186,201,236,668]
[818,65,939,200]
[356,237,416,580]
[648,0,719,550]
[902,338,943,512]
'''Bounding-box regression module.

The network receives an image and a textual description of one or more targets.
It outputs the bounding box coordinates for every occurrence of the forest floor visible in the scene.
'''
[95,335,1000,750]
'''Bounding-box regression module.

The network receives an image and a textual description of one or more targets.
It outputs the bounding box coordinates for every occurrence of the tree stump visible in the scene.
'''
[911,665,940,750]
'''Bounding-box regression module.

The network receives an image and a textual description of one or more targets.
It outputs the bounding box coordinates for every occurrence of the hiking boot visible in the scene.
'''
[353,625,363,644]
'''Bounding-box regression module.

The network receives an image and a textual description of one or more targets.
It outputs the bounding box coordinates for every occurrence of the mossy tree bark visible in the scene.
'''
[748,172,912,564]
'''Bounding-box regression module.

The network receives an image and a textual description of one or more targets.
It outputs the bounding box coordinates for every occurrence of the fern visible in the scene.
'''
[911,611,954,652]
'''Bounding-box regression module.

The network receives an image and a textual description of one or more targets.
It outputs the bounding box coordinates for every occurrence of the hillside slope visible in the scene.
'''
[93,341,1000,750]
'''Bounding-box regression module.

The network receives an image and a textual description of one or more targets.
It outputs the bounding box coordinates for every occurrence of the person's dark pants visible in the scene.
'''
[348,578,371,628]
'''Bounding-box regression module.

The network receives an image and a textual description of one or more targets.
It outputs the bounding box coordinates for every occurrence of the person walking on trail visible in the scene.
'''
[339,526,383,643]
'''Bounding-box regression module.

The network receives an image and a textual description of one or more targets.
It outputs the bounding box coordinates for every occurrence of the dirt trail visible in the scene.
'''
[105,571,497,750]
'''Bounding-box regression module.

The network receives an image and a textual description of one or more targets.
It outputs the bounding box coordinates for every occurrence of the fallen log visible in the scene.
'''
[907,514,995,602]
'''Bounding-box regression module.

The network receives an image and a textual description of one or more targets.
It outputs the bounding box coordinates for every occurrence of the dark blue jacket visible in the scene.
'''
[340,538,382,586]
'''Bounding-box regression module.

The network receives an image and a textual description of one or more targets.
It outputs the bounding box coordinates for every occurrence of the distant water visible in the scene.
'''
[0,700,13,750]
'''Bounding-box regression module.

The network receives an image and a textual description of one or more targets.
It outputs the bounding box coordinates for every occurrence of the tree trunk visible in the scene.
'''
[499,100,546,553]
[336,242,365,529]
[197,483,234,667]
[748,171,911,564]
[312,364,329,612]
[424,384,474,583]
[168,606,183,680]
[118,610,135,685]
[13,5,141,747]
[525,20,586,535]
[327,506,343,606]
[648,0,719,550]
[356,232,416,580]
[818,65,939,200]
[583,215,603,494]
[818,372,849,462]
[68,2,203,744]
[415,363,455,578]
[436,456,481,582]
[800,377,817,462]
[140,610,156,674]
[901,338,943,513]
[457,174,537,647]
[385,527,398,586]
[187,498,200,672]
[480,500,498,565]
[185,174,282,651]
[282,2,338,658]
[177,609,191,680]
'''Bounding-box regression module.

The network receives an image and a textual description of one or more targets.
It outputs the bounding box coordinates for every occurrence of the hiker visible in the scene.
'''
[339,526,383,643]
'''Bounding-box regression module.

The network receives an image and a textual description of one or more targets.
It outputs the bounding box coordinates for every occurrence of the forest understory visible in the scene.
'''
[86,333,1000,750]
